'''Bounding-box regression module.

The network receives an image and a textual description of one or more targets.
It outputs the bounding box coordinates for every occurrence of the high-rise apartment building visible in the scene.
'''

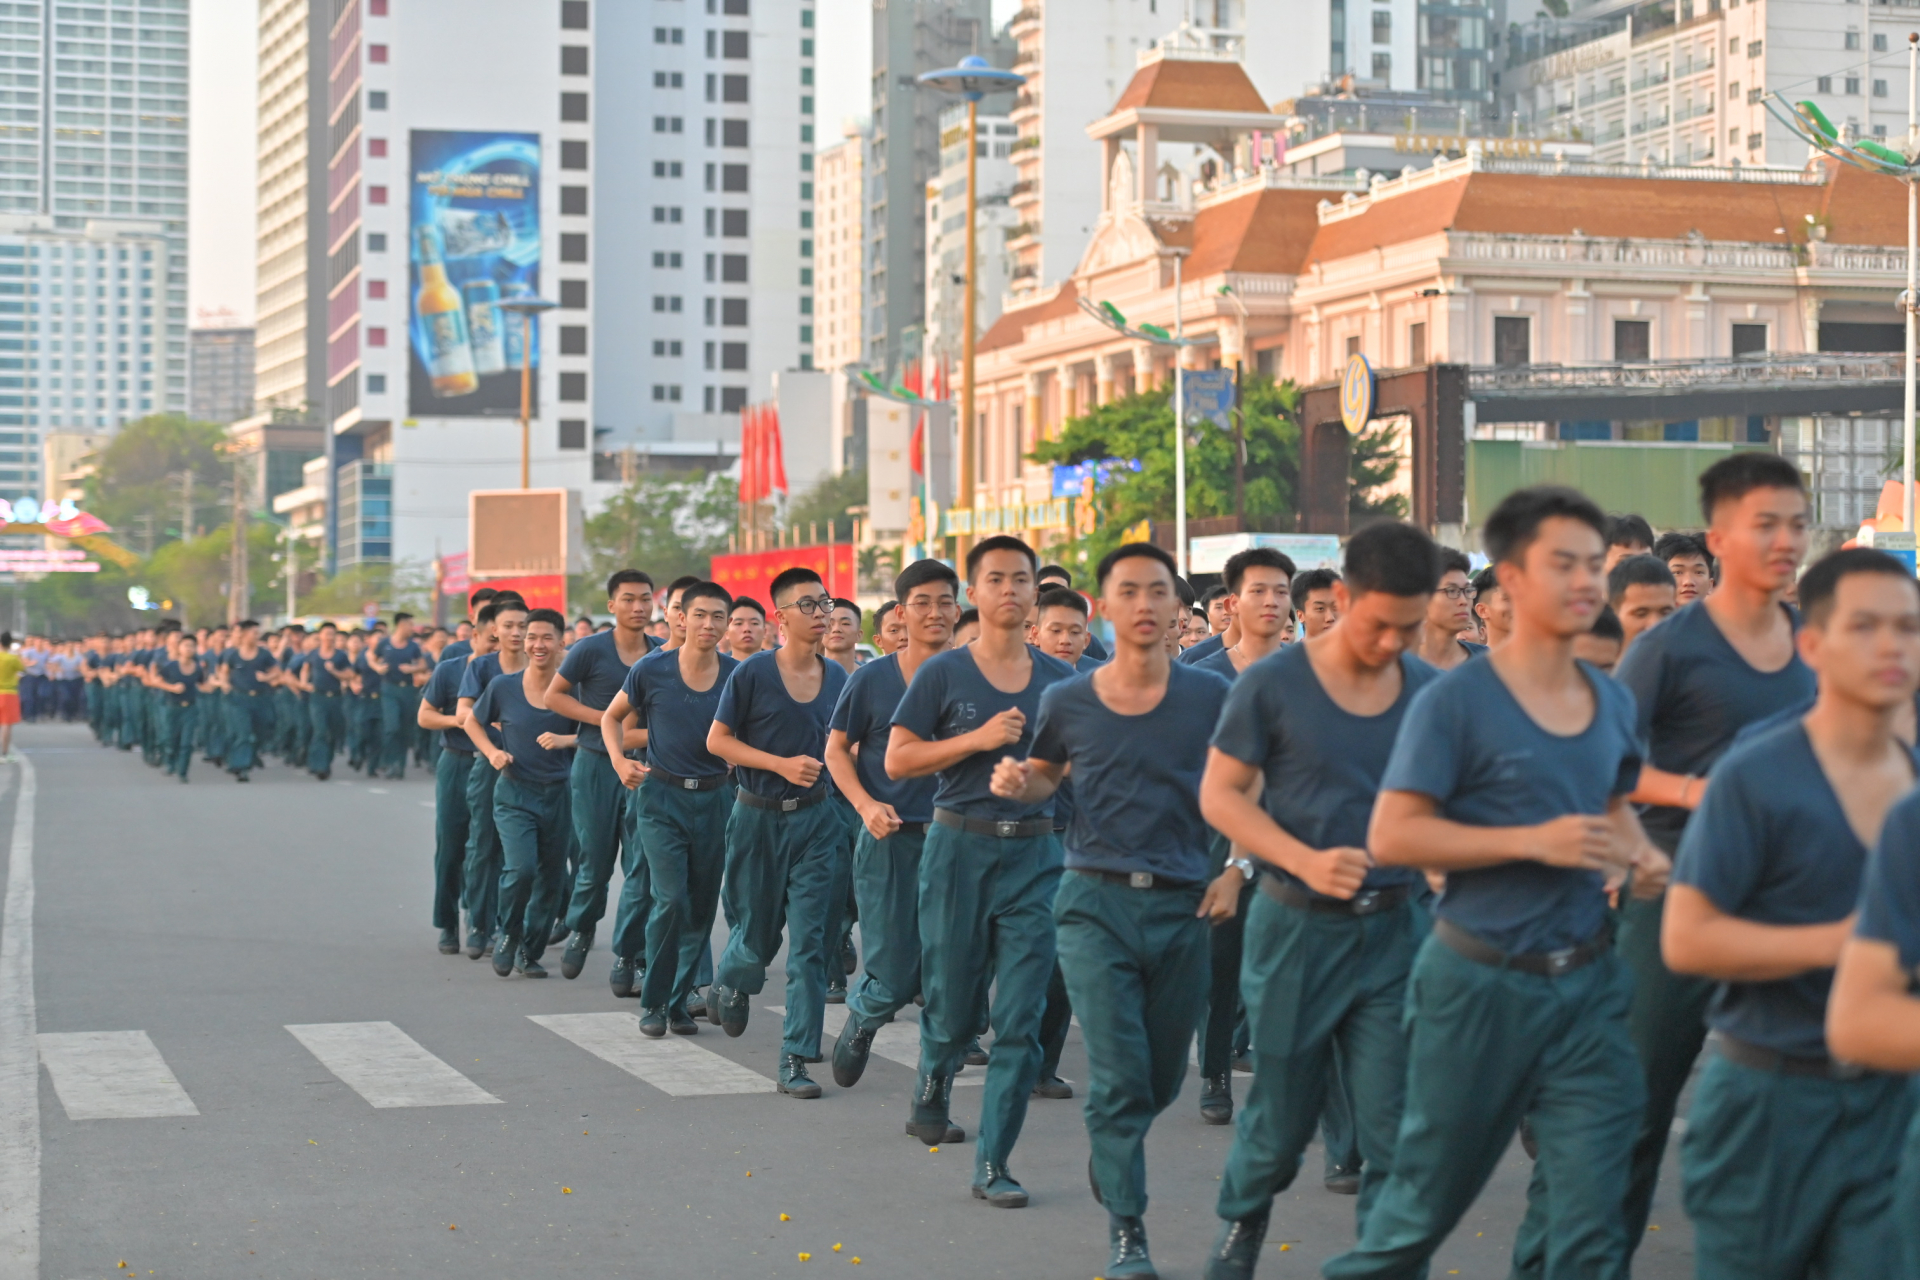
[815,123,865,374]
[922,106,1016,374]
[593,0,817,448]
[254,0,319,419]
[0,0,188,492]
[190,326,256,423]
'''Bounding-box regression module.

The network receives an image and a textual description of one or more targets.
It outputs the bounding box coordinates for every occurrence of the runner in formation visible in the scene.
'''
[53,466,1920,1280]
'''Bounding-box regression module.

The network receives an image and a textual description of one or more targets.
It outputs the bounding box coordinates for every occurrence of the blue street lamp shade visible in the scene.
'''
[919,54,1026,100]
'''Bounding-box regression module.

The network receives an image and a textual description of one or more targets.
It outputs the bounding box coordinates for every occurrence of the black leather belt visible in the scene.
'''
[1715,1032,1873,1081]
[735,787,830,813]
[1072,868,1202,892]
[650,768,728,792]
[934,808,1053,839]
[1434,917,1611,977]
[1263,877,1411,917]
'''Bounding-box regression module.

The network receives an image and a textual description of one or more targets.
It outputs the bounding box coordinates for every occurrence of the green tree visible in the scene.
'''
[298,560,435,620]
[83,413,231,547]
[570,472,737,606]
[779,468,867,544]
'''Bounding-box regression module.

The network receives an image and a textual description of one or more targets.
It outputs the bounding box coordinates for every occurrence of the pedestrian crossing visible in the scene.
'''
[34,1005,1001,1120]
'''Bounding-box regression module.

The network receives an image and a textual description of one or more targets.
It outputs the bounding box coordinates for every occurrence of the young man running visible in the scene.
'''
[1039,563,1108,661]
[1031,587,1098,672]
[828,560,959,1110]
[466,608,578,979]
[825,598,862,673]
[990,541,1236,1279]
[1180,553,1296,668]
[705,568,850,1099]
[601,582,736,1024]
[420,621,483,956]
[1471,564,1512,649]
[823,593,866,1000]
[1607,554,1678,653]
[1199,522,1442,1279]
[1665,548,1918,1279]
[726,597,769,658]
[887,534,1077,1206]
[549,570,658,979]
[876,600,908,654]
[1293,568,1343,639]
[153,633,206,782]
[369,612,427,779]
[458,597,529,958]
[1603,513,1655,574]
[1412,549,1483,670]
[659,575,701,651]
[220,620,278,782]
[295,622,350,779]
[1655,530,1715,605]
[1604,452,1815,1262]
[1324,487,1661,1280]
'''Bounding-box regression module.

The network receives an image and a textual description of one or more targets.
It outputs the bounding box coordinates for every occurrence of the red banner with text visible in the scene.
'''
[710,544,856,613]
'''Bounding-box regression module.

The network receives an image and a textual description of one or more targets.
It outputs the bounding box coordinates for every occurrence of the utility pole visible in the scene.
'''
[180,468,193,544]
[228,452,249,624]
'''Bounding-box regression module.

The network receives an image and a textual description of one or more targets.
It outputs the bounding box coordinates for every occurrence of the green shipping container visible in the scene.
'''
[1466,440,1774,532]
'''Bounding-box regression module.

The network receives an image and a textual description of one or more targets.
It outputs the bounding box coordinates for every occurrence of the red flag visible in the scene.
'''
[740,404,759,503]
[909,409,926,477]
[904,359,923,398]
[766,403,789,497]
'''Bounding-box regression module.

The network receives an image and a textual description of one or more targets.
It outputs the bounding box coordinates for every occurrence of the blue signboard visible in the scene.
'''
[1050,457,1141,498]
[1181,367,1235,431]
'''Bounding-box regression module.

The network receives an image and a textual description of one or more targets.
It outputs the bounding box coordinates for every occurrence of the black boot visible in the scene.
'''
[907,1070,953,1145]
[832,1017,876,1088]
[1199,1072,1233,1125]
[1106,1214,1157,1279]
[1203,1208,1271,1280]
[777,1053,822,1099]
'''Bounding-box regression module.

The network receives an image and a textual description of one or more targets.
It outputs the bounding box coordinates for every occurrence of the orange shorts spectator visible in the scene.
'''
[0,693,20,725]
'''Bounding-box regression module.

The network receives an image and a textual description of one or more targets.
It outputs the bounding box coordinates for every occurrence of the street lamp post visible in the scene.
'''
[918,55,1025,557]
[498,297,559,490]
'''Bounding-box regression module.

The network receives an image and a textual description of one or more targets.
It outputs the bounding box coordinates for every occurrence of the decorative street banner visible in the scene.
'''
[711,545,857,613]
[408,130,541,417]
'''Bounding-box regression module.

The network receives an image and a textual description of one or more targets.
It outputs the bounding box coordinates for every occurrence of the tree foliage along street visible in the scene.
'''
[1027,375,1407,577]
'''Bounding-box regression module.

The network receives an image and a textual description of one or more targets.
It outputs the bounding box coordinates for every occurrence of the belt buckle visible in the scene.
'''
[1353,890,1380,914]
[781,797,799,813]
[1834,1060,1867,1081]
[1545,947,1576,974]
[682,777,698,790]
[1129,871,1153,889]
[995,820,1017,838]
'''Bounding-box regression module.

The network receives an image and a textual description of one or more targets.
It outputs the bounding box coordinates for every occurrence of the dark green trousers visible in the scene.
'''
[1898,1086,1920,1275]
[492,772,572,959]
[225,693,272,773]
[916,823,1062,1176]
[629,779,731,1011]
[1324,934,1643,1280]
[433,749,475,931]
[1680,1049,1907,1279]
[1217,889,1421,1227]
[1200,834,1254,1078]
[716,797,846,1058]
[845,823,929,1030]
[1053,870,1210,1217]
[379,683,418,777]
[1617,893,1712,1242]
[306,692,342,776]
[463,758,501,938]
[562,749,634,935]
[165,700,197,779]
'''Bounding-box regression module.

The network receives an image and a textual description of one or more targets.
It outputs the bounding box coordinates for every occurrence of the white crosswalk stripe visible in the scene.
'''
[37,1031,198,1120]
[774,1006,985,1086]
[530,1012,772,1097]
[285,1021,502,1109]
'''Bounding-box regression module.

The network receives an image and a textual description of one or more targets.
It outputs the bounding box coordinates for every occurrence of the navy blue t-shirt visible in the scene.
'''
[422,656,475,753]
[1381,657,1642,954]
[223,647,277,696]
[375,637,423,685]
[1191,644,1240,682]
[1614,601,1814,854]
[1083,632,1109,663]
[442,638,473,663]
[556,630,650,754]
[1177,633,1225,666]
[156,658,205,706]
[458,652,510,747]
[470,670,577,786]
[1857,786,1920,970]
[305,648,350,695]
[713,650,848,803]
[1212,643,1437,897]
[1458,639,1489,660]
[352,652,382,698]
[891,644,1077,822]
[624,647,737,779]
[1674,719,1912,1058]
[829,652,938,823]
[1031,663,1230,883]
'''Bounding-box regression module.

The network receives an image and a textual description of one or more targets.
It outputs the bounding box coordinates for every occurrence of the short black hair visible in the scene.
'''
[873,600,897,628]
[1607,553,1676,605]
[393,612,413,625]
[895,557,960,602]
[1798,547,1919,626]
[1036,563,1073,587]
[1470,565,1500,599]
[238,619,260,631]
[1652,530,1710,565]
[1435,547,1471,579]
[681,581,733,612]
[1096,541,1179,589]
[493,596,530,617]
[832,597,860,617]
[318,620,337,632]
[1483,485,1608,566]
[1605,514,1655,551]
[1223,547,1298,593]
[955,607,980,630]
[664,574,702,603]
[730,596,767,620]
[965,534,1038,582]
[468,586,498,608]
[1292,567,1342,601]
[526,607,567,633]
[1036,585,1089,617]
[607,569,654,597]
[1698,451,1806,523]
[768,567,824,605]
[1199,584,1228,607]
[1343,522,1440,597]
[1590,605,1624,643]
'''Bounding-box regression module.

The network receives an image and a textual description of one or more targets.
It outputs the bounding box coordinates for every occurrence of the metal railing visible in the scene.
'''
[1469,354,1904,396]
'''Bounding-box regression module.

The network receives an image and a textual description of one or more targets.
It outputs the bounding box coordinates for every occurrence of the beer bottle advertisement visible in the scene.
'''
[408,130,541,417]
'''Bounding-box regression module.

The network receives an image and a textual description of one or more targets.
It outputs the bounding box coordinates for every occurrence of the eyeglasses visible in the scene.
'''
[1439,586,1478,602]
[785,596,832,616]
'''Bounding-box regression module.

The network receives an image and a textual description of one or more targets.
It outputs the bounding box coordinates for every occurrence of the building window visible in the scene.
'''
[1614,318,1650,362]
[1818,76,1833,93]
[721,342,748,370]
[652,251,683,268]
[722,298,749,326]
[560,279,587,308]
[1875,79,1890,98]
[1372,52,1392,79]
[722,164,748,192]
[561,139,588,169]
[720,386,748,412]
[723,30,749,58]
[721,254,748,282]
[722,119,749,147]
[367,280,387,299]
[725,0,749,12]
[1494,315,1530,366]
[370,0,388,13]
[723,74,750,102]
[368,90,387,110]
[367,232,387,252]
[652,340,683,356]
[559,326,588,355]
[561,0,589,29]
[368,327,388,347]
[652,296,683,313]
[368,185,388,204]
[1847,77,1862,96]
[561,233,588,262]
[366,373,386,394]
[561,92,589,122]
[654,116,685,134]
[1732,323,1768,356]
[1846,30,1861,50]
[721,209,748,236]
[559,419,588,449]
[654,161,684,178]
[1874,32,1889,51]
[368,137,388,157]
[655,71,685,88]
[559,372,588,401]
[656,26,684,44]
[562,45,589,75]
[1748,131,1764,149]
[1409,322,1426,366]
[562,186,588,215]
[1747,39,1762,56]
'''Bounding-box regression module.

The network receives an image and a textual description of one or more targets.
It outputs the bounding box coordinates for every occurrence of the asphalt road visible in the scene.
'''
[5,722,1697,1279]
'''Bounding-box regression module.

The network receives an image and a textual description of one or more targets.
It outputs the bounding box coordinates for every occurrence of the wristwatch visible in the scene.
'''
[1228,856,1255,881]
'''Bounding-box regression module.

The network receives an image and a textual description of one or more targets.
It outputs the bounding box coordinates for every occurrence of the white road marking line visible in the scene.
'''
[37,1031,198,1120]
[0,763,34,1280]
[286,1022,502,1109]
[531,1012,770,1097]
[771,1005,984,1086]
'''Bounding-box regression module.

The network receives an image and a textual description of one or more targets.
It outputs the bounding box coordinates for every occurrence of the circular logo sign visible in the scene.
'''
[1340,353,1375,435]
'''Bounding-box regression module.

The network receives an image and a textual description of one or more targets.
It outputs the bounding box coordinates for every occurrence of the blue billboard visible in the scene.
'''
[408,130,541,417]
